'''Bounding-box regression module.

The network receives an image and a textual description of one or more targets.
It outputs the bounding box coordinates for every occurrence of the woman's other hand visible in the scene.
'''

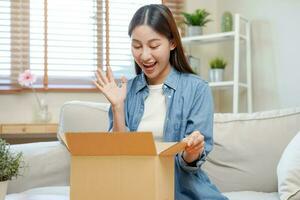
[182,131,205,164]
[93,66,127,108]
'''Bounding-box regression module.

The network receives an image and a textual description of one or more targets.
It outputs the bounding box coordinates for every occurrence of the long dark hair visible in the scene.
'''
[128,4,195,75]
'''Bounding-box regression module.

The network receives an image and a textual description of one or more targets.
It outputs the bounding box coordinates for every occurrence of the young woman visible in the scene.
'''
[94,4,228,200]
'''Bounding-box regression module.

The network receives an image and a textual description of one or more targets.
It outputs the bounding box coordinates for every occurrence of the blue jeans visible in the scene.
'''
[175,158,229,200]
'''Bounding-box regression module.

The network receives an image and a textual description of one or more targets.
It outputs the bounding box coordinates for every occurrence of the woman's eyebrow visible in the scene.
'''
[131,38,161,43]
[148,39,160,43]
[132,39,141,43]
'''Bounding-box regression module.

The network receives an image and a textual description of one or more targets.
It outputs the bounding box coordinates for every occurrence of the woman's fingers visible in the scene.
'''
[183,131,204,147]
[120,76,127,87]
[96,69,108,84]
[193,135,204,146]
[95,71,104,86]
[183,131,205,153]
[120,76,127,83]
[185,141,204,153]
[182,132,205,162]
[93,80,103,92]
[106,66,114,83]
[186,147,204,155]
[184,141,205,159]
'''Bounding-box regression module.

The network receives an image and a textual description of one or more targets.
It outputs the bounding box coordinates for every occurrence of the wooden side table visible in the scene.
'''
[0,123,58,144]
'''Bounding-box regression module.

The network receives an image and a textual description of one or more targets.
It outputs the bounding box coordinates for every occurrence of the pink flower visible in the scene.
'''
[18,70,37,87]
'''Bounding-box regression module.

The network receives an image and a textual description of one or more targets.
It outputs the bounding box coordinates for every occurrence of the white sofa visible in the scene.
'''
[5,101,300,200]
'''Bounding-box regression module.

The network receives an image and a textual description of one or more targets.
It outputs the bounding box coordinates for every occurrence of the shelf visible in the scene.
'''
[182,14,252,113]
[181,32,247,45]
[209,81,248,89]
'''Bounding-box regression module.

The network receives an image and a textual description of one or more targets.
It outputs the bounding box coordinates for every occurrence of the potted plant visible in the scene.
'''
[209,57,227,82]
[0,139,23,200]
[182,9,212,36]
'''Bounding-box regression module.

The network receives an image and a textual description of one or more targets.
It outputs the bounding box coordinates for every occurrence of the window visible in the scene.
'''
[0,0,183,91]
[0,0,11,85]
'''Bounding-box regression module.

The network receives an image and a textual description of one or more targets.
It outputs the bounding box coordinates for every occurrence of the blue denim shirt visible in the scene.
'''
[108,68,227,200]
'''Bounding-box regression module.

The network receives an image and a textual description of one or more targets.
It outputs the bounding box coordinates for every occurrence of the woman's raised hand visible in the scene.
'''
[93,66,127,107]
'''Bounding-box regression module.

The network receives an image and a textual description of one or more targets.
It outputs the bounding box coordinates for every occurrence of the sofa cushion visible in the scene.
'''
[5,186,280,200]
[224,191,280,200]
[277,131,300,200]
[8,142,70,194]
[5,186,69,200]
[202,107,300,193]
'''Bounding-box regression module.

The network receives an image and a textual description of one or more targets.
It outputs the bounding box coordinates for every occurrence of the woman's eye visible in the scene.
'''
[150,45,159,49]
[132,46,141,49]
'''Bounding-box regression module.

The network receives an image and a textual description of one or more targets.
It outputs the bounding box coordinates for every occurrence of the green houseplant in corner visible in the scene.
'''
[209,57,227,82]
[0,139,23,200]
[182,9,212,36]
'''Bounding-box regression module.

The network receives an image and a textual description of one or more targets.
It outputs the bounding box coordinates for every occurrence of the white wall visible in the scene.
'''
[218,0,300,111]
[186,0,300,112]
[0,92,108,123]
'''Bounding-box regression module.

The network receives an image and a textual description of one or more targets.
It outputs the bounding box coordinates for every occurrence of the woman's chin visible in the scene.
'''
[144,70,159,83]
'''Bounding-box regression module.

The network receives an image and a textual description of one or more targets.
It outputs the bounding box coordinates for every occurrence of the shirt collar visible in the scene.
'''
[164,67,180,90]
[135,67,180,94]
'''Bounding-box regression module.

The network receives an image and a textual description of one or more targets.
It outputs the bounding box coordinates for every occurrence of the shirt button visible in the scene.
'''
[168,95,171,98]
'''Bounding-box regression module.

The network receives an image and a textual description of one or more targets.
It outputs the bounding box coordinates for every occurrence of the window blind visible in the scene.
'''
[0,0,11,85]
[0,0,30,90]
[0,0,183,91]
[35,0,99,88]
[163,0,185,36]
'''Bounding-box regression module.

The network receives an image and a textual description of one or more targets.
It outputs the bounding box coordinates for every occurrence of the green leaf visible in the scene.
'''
[209,57,227,69]
[181,9,212,26]
[0,138,24,181]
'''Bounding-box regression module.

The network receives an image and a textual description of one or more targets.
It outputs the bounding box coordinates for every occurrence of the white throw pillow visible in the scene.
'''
[277,131,300,200]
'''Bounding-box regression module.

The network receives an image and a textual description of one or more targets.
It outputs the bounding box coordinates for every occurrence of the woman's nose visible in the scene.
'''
[141,48,152,61]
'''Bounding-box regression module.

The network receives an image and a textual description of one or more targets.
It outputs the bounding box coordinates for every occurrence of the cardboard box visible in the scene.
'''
[62,132,186,200]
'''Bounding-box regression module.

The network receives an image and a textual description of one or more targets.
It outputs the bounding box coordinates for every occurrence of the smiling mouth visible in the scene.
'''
[143,62,157,73]
[143,62,157,68]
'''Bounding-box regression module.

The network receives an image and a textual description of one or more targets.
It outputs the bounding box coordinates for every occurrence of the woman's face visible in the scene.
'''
[131,25,175,85]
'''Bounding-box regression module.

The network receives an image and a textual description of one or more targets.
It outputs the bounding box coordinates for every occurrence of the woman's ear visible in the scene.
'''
[170,39,176,50]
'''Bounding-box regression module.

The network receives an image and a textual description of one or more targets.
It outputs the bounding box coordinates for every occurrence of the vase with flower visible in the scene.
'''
[18,70,52,123]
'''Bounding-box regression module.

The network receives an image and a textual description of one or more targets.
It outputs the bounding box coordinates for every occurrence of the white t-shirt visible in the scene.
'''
[137,84,166,141]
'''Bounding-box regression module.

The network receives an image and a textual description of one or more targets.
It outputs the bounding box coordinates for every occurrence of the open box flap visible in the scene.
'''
[60,133,69,149]
[156,141,186,156]
[64,132,157,156]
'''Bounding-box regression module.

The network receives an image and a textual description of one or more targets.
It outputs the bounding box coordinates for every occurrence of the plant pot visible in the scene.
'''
[209,69,224,82]
[187,26,203,36]
[0,181,8,200]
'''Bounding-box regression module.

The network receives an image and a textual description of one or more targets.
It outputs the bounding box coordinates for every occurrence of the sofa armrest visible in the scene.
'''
[7,141,70,194]
[57,101,110,142]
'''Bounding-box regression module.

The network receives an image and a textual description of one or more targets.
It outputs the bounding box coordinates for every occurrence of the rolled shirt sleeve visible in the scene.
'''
[177,83,214,173]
